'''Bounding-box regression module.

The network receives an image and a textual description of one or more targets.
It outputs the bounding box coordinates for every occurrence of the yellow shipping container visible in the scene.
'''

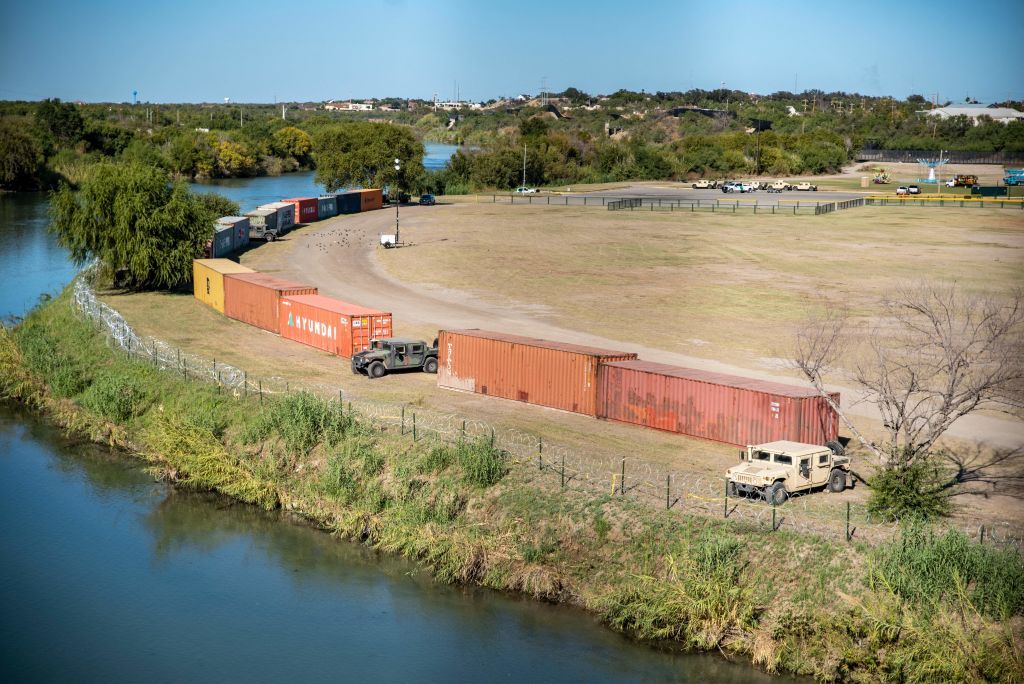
[193,259,255,313]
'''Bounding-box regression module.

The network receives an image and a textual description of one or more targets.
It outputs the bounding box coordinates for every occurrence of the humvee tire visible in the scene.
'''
[368,361,385,379]
[767,481,789,506]
[828,469,847,493]
[423,358,438,373]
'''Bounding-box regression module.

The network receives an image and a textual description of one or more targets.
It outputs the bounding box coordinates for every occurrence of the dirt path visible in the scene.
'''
[243,205,1024,450]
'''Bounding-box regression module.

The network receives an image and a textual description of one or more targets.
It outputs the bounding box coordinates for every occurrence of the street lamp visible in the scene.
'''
[394,157,401,244]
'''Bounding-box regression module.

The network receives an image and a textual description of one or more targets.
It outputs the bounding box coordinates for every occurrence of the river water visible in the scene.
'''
[0,145,788,682]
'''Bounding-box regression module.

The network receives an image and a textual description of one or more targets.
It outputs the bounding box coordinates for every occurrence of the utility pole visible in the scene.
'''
[394,158,401,244]
[281,104,286,121]
[522,143,527,188]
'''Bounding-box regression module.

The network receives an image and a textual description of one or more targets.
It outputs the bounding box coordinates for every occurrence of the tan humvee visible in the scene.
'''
[726,440,850,505]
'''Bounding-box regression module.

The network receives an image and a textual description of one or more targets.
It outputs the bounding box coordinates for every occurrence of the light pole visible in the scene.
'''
[394,158,401,244]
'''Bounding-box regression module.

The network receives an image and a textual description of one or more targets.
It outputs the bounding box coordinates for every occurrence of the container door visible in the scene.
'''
[352,316,371,353]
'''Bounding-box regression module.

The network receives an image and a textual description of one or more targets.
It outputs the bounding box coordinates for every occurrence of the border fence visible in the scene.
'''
[72,275,1023,551]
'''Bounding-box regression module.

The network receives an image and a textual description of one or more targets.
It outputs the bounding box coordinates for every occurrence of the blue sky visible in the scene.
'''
[2,0,1022,104]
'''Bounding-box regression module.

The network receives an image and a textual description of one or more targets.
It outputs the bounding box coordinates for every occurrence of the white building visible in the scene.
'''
[325,101,374,112]
[920,103,1024,125]
[433,99,482,111]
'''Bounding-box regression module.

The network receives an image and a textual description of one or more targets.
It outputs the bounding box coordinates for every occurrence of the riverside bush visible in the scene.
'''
[80,368,154,422]
[243,391,353,456]
[867,459,953,521]
[868,522,1024,619]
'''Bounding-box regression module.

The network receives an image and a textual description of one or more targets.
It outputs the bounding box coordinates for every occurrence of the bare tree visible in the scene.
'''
[793,282,1024,480]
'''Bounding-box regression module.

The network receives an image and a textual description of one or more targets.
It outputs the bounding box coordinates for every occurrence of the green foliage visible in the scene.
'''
[48,161,219,290]
[423,438,509,487]
[243,391,352,456]
[867,458,953,521]
[869,522,1024,619]
[312,122,425,192]
[13,306,90,397]
[272,126,313,164]
[0,117,44,190]
[80,367,155,422]
[35,98,84,148]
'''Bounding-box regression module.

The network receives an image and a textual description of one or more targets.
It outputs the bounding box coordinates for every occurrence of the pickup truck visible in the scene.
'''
[793,182,818,192]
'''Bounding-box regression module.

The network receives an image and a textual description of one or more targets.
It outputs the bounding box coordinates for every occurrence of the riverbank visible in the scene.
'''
[2,289,1022,682]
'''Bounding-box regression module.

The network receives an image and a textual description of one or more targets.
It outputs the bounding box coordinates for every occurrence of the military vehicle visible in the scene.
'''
[351,337,439,378]
[793,181,818,191]
[765,180,791,192]
[726,440,850,505]
[692,179,718,189]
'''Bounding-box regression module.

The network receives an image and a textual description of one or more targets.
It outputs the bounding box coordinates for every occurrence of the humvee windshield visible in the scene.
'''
[753,451,771,461]
[774,454,793,465]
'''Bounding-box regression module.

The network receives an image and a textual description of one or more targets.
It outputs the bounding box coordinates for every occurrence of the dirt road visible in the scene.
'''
[242,205,1024,450]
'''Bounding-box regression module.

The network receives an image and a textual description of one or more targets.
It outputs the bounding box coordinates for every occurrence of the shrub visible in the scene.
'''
[868,521,1024,619]
[456,438,508,488]
[867,459,953,521]
[243,391,353,456]
[80,368,153,422]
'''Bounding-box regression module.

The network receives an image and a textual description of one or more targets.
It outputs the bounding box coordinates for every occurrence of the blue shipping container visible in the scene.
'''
[317,195,338,219]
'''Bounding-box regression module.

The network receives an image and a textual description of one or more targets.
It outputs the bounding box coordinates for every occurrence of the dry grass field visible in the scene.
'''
[381,205,1024,371]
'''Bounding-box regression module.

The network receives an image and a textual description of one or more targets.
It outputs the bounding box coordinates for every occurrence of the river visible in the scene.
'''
[0,148,789,682]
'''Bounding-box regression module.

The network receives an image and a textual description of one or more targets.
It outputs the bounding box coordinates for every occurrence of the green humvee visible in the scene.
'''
[351,337,439,379]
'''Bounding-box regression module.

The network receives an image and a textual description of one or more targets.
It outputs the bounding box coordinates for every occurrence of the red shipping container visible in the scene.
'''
[281,197,319,224]
[279,294,393,358]
[438,329,637,416]
[597,360,839,447]
[223,273,317,334]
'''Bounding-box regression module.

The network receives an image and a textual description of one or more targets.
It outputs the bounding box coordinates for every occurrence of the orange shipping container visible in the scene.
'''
[279,294,393,358]
[358,188,383,211]
[597,360,839,447]
[438,329,637,416]
[223,273,317,333]
[281,197,319,224]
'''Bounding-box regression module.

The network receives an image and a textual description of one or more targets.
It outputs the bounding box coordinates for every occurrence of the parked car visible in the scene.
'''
[907,185,920,195]
[721,182,738,193]
[418,194,436,205]
[515,186,538,194]
[896,186,909,195]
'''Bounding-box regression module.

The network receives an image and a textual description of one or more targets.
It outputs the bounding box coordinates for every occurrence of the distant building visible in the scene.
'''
[325,101,374,112]
[432,99,482,111]
[920,103,1024,125]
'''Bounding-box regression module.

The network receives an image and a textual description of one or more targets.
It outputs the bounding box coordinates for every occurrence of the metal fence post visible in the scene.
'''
[259,380,263,403]
[772,501,777,531]
[243,371,248,399]
[413,413,417,441]
[724,478,729,517]
[846,502,851,541]
[538,436,543,470]
[401,405,405,435]
[490,427,494,448]
[980,525,986,545]
[666,474,671,509]
[460,420,466,445]
[560,454,565,489]
[620,459,626,495]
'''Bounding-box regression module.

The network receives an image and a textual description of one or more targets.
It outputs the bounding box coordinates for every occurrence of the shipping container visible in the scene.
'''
[192,259,255,314]
[246,207,278,236]
[209,223,234,258]
[358,188,383,212]
[317,195,338,219]
[336,191,361,214]
[597,360,839,447]
[223,273,317,333]
[279,294,392,358]
[216,216,250,252]
[438,330,637,416]
[281,197,319,224]
[260,202,296,232]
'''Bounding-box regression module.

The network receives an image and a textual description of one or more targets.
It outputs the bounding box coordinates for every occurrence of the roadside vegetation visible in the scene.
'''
[2,289,1021,682]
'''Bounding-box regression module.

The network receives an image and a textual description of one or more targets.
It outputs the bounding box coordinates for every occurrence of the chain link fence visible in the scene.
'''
[73,275,1024,550]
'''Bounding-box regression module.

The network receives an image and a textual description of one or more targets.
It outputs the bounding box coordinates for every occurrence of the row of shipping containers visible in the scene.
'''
[437,329,839,447]
[191,259,392,358]
[208,189,384,254]
[208,216,251,258]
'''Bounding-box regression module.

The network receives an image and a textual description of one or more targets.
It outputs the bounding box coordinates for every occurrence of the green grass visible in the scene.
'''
[4,287,1023,683]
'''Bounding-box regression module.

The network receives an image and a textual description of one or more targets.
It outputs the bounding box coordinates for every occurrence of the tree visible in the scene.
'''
[793,283,1024,517]
[35,98,84,147]
[272,126,313,165]
[0,117,44,189]
[48,161,231,290]
[214,141,257,177]
[312,122,424,192]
